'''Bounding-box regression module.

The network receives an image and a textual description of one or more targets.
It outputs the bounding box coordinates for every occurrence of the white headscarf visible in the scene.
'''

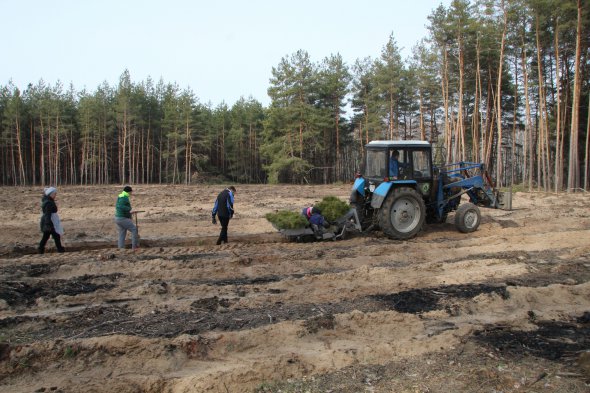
[44,187,57,196]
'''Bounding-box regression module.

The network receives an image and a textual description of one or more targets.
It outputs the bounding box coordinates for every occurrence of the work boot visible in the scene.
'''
[38,248,44,255]
[216,238,222,245]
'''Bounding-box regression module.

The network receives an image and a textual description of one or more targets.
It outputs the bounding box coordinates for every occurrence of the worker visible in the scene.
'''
[301,206,330,236]
[38,187,65,254]
[389,150,408,179]
[212,186,236,245]
[302,206,330,227]
[114,185,139,250]
[309,207,330,229]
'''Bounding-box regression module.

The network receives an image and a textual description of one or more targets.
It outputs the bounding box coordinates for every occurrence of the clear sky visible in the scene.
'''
[2,0,450,107]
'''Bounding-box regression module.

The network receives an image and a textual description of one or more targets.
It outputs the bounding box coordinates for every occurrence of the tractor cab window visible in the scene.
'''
[389,149,409,179]
[412,150,431,178]
[365,149,387,178]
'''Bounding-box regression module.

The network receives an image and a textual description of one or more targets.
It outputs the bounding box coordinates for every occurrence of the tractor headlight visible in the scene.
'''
[369,183,376,192]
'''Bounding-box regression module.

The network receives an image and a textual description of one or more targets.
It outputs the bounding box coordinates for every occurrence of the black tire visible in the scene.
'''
[454,203,481,233]
[378,187,426,240]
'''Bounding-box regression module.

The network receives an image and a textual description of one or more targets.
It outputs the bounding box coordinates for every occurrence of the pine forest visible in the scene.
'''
[1,0,589,192]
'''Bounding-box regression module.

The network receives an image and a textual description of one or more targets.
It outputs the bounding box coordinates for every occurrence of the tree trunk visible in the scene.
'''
[567,0,582,191]
[185,116,192,185]
[389,92,395,139]
[40,117,46,186]
[495,0,507,187]
[535,15,550,191]
[30,123,36,185]
[54,114,60,185]
[554,21,563,192]
[335,97,340,180]
[419,93,426,141]
[121,107,128,184]
[520,36,534,191]
[457,30,465,162]
[14,105,26,185]
[511,56,518,186]
[442,44,451,163]
[472,36,481,163]
[584,95,590,190]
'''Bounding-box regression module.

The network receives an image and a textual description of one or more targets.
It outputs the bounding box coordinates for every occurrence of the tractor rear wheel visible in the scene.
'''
[378,187,426,240]
[454,203,481,233]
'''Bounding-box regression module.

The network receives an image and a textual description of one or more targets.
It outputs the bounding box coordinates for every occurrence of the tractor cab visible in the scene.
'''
[360,140,434,198]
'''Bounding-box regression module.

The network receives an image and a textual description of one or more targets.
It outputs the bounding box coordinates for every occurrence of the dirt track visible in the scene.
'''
[0,184,589,393]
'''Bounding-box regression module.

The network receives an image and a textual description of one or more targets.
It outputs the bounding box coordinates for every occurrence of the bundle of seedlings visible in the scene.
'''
[315,196,350,222]
[265,210,309,229]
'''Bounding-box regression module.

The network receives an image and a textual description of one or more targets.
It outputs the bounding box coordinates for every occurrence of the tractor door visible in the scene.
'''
[410,149,434,198]
[388,148,433,191]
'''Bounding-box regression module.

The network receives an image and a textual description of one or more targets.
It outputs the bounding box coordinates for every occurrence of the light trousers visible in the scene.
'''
[115,217,139,249]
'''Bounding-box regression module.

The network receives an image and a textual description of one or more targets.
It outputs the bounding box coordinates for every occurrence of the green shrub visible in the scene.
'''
[315,196,349,222]
[265,210,308,229]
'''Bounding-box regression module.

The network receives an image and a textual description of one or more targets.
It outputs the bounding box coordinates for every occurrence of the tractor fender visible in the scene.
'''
[370,180,417,209]
[351,177,366,198]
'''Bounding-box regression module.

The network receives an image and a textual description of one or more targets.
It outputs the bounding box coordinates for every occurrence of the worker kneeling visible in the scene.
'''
[302,206,331,239]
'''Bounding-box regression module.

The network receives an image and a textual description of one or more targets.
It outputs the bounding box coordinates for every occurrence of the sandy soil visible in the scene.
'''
[0,184,589,393]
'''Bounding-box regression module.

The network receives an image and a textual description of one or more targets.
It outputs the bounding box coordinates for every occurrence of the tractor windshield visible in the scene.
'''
[365,149,387,178]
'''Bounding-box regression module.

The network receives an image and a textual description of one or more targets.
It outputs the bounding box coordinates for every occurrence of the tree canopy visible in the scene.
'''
[1,0,589,191]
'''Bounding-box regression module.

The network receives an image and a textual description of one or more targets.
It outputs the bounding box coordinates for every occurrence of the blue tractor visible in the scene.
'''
[350,140,511,240]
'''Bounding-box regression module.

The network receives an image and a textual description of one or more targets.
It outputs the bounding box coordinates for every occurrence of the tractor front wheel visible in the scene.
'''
[378,187,426,240]
[454,203,481,233]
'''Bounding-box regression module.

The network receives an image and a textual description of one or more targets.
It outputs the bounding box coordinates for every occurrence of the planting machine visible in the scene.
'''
[278,140,511,242]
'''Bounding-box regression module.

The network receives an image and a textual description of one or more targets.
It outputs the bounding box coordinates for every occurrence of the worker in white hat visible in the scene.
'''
[38,187,65,254]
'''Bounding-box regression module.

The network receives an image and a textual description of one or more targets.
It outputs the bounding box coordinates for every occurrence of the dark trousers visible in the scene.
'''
[39,231,65,253]
[217,216,230,244]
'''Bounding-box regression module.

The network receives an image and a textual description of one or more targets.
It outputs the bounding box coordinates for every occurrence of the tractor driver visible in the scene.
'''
[389,150,404,179]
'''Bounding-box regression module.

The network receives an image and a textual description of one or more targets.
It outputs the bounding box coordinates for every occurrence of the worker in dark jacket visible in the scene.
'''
[38,187,65,254]
[309,207,329,229]
[301,206,329,227]
[114,185,139,250]
[212,186,236,245]
[301,206,330,235]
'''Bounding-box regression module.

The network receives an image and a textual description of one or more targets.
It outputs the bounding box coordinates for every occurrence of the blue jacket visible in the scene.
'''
[212,188,235,218]
[389,158,400,178]
[389,158,409,178]
[309,212,326,227]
